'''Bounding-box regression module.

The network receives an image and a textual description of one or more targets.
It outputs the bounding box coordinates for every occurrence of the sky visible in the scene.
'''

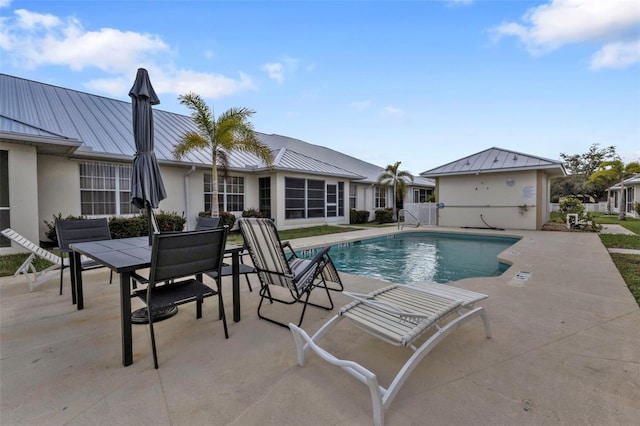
[1,0,639,175]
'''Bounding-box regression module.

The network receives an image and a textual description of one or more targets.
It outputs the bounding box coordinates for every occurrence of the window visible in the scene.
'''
[307,179,325,218]
[349,184,357,209]
[375,186,386,209]
[413,188,433,203]
[0,150,9,247]
[80,162,138,216]
[259,177,271,218]
[285,177,326,219]
[338,182,344,216]
[204,174,245,212]
[626,187,635,213]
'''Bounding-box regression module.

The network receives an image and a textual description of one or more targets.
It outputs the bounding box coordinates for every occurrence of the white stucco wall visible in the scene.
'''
[36,156,195,240]
[0,142,40,253]
[436,170,540,230]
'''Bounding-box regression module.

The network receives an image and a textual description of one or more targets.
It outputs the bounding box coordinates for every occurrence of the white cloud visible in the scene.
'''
[0,8,255,98]
[491,0,640,68]
[262,62,284,84]
[0,0,12,8]
[590,40,640,70]
[262,56,300,83]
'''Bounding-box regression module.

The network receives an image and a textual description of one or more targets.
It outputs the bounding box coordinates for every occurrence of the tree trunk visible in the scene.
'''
[618,181,626,220]
[392,182,397,221]
[211,153,220,218]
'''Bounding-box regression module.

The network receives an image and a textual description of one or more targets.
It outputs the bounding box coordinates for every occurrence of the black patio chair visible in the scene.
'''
[194,216,220,230]
[196,216,256,292]
[55,218,113,299]
[237,218,341,328]
[131,228,229,369]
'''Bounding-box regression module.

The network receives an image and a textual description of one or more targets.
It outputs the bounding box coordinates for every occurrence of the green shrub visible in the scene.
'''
[45,211,186,242]
[108,215,147,239]
[374,209,393,224]
[559,197,585,216]
[350,209,370,224]
[44,213,86,242]
[242,208,263,218]
[108,211,185,239]
[199,211,236,229]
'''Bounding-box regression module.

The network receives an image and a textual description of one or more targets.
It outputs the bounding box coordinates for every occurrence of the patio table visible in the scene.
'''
[69,236,244,366]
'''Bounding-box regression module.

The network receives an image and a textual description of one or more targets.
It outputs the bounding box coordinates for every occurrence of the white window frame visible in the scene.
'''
[375,185,386,209]
[204,174,245,213]
[80,161,137,216]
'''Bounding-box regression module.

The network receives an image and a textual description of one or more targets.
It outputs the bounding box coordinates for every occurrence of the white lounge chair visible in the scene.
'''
[1,228,63,292]
[289,282,492,426]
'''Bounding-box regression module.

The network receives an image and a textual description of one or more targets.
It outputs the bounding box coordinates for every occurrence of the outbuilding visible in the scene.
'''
[421,147,566,230]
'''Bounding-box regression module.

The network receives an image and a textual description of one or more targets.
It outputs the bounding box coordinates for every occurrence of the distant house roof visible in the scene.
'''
[420,147,566,178]
[0,73,435,185]
[609,173,640,190]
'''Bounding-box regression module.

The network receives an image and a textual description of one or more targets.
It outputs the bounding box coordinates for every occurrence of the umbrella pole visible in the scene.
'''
[147,205,153,246]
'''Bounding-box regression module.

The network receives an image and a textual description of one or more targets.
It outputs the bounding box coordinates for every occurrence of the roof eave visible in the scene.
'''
[0,132,82,155]
[422,164,566,178]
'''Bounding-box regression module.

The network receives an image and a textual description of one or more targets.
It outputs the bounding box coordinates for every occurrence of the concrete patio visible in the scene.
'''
[1,226,639,425]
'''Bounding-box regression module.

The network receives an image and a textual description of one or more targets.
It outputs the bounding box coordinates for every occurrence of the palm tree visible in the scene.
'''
[173,92,273,217]
[588,160,640,219]
[377,161,414,221]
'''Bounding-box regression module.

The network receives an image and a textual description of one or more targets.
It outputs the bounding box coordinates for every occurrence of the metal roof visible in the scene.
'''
[0,73,431,184]
[609,173,640,189]
[420,147,566,178]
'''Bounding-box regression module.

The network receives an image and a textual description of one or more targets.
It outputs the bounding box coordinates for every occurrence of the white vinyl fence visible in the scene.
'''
[400,203,437,226]
[549,202,608,213]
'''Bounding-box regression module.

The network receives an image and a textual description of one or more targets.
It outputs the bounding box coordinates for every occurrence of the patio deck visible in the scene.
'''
[1,226,639,425]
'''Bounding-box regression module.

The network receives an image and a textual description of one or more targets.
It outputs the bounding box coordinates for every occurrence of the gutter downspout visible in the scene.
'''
[184,166,196,230]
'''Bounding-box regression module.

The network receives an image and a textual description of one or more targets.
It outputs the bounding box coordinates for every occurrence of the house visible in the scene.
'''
[421,147,566,230]
[607,173,639,218]
[0,74,434,251]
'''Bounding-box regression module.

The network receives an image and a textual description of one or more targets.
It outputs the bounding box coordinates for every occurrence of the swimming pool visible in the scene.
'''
[301,232,518,284]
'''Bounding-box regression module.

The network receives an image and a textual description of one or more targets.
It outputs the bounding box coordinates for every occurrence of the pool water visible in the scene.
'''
[303,232,518,284]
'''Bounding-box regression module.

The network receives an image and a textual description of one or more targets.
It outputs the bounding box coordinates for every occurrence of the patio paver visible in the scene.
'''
[1,226,639,425]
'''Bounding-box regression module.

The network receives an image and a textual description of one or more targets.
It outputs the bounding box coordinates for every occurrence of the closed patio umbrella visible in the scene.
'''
[129,68,167,245]
[129,68,174,324]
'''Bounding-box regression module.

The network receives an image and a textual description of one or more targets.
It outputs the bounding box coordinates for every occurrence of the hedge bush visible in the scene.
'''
[44,211,186,242]
[242,208,263,218]
[198,211,236,229]
[350,209,370,224]
[374,209,393,224]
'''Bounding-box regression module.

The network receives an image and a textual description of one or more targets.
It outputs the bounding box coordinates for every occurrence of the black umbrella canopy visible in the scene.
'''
[129,68,167,211]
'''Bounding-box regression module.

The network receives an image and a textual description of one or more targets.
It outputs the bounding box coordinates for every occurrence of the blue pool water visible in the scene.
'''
[303,232,518,284]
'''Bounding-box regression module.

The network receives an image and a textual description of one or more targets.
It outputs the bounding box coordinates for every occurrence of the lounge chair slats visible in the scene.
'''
[1,228,63,291]
[289,282,492,426]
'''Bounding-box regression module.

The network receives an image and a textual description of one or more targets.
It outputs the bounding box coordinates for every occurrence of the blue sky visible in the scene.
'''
[1,0,639,174]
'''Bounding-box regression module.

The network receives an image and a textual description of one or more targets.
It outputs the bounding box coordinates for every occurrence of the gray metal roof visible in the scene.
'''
[609,173,640,189]
[420,147,566,177]
[0,73,430,184]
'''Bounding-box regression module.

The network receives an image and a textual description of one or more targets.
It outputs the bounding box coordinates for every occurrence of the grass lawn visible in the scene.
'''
[609,253,640,306]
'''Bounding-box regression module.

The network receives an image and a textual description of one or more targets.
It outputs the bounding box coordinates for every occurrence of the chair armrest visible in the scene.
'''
[130,272,149,285]
[281,241,298,259]
[291,246,331,283]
